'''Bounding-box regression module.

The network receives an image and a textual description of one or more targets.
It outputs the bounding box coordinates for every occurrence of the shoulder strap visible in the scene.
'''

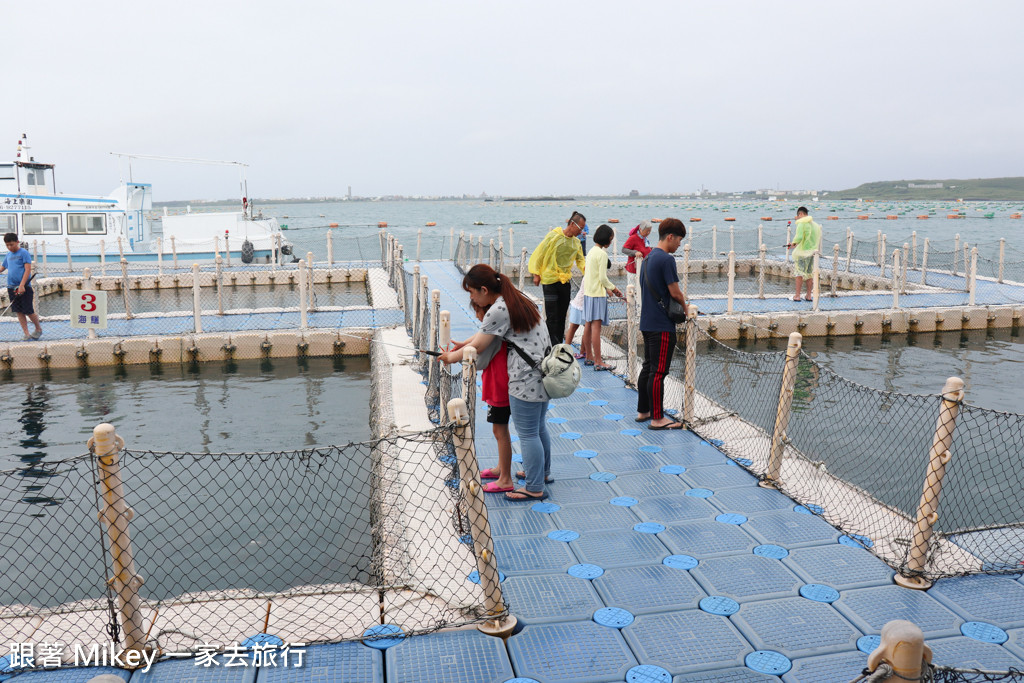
[641,257,671,312]
[505,338,551,370]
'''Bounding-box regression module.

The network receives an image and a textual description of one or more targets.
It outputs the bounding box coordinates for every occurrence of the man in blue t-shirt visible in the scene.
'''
[1,232,43,340]
[637,218,687,429]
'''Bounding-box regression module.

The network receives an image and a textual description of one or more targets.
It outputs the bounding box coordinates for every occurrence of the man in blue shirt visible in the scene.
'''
[1,233,43,340]
[637,218,687,429]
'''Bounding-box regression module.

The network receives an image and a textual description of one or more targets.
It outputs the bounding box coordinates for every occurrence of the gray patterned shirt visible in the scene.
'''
[480,297,549,402]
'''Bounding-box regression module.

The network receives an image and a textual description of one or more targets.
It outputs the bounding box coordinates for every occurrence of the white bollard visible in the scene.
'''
[99,239,106,277]
[969,247,977,305]
[921,238,930,285]
[298,258,308,330]
[727,250,735,314]
[327,229,334,266]
[65,237,73,272]
[892,250,900,309]
[171,236,178,270]
[192,263,202,334]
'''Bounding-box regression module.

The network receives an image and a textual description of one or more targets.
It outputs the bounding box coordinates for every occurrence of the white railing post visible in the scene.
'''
[901,243,909,294]
[157,237,163,276]
[711,224,718,260]
[867,620,931,683]
[306,251,315,312]
[225,233,231,267]
[417,228,423,262]
[758,244,767,299]
[412,264,421,337]
[845,229,853,272]
[192,263,202,334]
[921,238,930,285]
[216,255,224,315]
[40,242,48,277]
[757,223,763,253]
[120,259,133,320]
[879,233,887,276]
[999,238,1005,283]
[812,250,820,312]
[508,228,515,258]
[963,242,969,287]
[895,377,965,590]
[497,226,503,256]
[682,243,691,301]
[171,235,178,270]
[952,234,960,276]
[325,229,333,266]
[90,423,147,655]
[969,247,977,305]
[785,225,792,264]
[518,247,528,291]
[911,231,918,269]
[488,238,495,269]
[297,258,308,330]
[683,305,698,426]
[727,250,735,314]
[831,244,839,298]
[762,332,802,489]
[626,284,637,385]
[117,235,125,262]
[439,310,452,422]
[65,237,73,272]
[214,235,220,261]
[892,250,900,309]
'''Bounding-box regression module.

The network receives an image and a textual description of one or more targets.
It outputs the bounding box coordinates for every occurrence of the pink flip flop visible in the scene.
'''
[480,467,500,480]
[483,481,514,493]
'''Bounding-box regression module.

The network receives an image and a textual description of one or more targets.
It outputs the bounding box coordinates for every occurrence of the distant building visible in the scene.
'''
[908,182,943,189]
[629,189,639,197]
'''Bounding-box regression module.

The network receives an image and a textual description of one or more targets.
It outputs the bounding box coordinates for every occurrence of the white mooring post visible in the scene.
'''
[225,233,231,267]
[120,259,133,320]
[968,247,977,305]
[762,332,802,489]
[90,423,146,655]
[683,305,698,426]
[867,620,931,683]
[845,229,854,272]
[83,267,97,340]
[758,244,767,299]
[411,265,421,338]
[892,250,900,309]
[518,247,528,291]
[213,235,220,261]
[921,238,930,285]
[460,345,478,427]
[711,225,718,259]
[895,377,965,590]
[682,243,691,301]
[757,224,763,253]
[488,238,495,269]
[327,229,334,266]
[952,234,960,276]
[497,226,503,256]
[901,243,909,294]
[171,236,178,270]
[785,225,792,263]
[446,390,516,638]
[726,250,736,314]
[215,255,224,315]
[963,242,970,286]
[999,239,1007,284]
[307,251,315,312]
[508,228,515,258]
[879,233,887,276]
[831,244,840,298]
[911,231,918,269]
[41,242,48,277]
[427,289,440,392]
[191,263,203,334]
[297,258,308,330]
[99,239,106,277]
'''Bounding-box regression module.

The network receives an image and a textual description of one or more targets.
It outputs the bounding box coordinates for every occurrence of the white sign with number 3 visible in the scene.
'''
[70,290,108,329]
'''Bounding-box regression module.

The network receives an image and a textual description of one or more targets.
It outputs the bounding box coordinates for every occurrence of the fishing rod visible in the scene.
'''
[0,273,36,317]
[335,330,442,356]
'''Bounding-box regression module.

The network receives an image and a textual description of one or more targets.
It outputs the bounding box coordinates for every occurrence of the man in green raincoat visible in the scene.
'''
[785,207,822,301]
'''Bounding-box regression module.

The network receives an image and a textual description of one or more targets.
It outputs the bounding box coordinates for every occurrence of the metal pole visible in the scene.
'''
[894,377,964,590]
[892,250,900,310]
[626,284,637,386]
[921,238,930,285]
[327,229,334,266]
[216,255,224,315]
[298,258,307,330]
[968,247,977,305]
[683,305,697,426]
[727,250,735,314]
[999,238,1005,283]
[120,259,133,320]
[762,332,802,489]
[91,423,146,654]
[192,263,202,334]
[758,244,766,299]
[83,267,97,340]
[866,620,930,683]
[446,393,515,637]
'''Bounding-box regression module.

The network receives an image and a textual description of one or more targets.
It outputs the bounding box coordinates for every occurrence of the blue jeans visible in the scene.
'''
[509,396,551,493]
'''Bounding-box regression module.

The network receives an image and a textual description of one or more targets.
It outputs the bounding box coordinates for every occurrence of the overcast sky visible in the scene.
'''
[4,0,1021,200]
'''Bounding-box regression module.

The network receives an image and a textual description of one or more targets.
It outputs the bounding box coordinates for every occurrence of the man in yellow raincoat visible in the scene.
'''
[529,211,586,344]
[785,207,822,301]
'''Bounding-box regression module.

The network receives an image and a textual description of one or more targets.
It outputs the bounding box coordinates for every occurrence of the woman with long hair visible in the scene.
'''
[439,264,553,501]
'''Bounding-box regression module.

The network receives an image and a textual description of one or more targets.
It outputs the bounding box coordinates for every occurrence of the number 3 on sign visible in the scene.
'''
[70,290,108,329]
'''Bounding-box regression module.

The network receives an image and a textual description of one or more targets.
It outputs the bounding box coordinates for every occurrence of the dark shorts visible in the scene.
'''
[486,404,511,425]
[8,287,34,315]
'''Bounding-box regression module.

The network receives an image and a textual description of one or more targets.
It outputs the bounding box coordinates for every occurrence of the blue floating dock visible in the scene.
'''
[503,573,606,625]
[591,564,704,614]
[385,630,513,683]
[507,621,637,683]
[621,610,751,676]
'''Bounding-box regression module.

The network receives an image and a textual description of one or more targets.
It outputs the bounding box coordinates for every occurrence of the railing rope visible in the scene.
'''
[762,332,802,489]
[90,422,147,654]
[894,376,964,590]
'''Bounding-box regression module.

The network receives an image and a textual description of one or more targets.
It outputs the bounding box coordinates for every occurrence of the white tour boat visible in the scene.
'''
[0,134,293,264]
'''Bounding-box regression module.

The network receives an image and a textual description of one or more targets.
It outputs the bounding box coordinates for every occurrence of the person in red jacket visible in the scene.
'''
[623,220,654,274]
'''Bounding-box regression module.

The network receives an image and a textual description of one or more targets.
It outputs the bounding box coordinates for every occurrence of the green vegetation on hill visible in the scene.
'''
[829,177,1024,200]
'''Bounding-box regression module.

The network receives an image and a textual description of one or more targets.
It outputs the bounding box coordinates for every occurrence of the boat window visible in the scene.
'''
[68,213,106,235]
[0,215,15,235]
[22,214,61,235]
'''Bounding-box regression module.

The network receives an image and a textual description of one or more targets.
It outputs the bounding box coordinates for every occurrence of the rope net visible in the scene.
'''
[0,423,503,668]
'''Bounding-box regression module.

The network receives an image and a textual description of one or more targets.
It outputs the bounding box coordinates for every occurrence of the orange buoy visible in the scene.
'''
[917,215,929,219]
[690,217,702,222]
[947,214,963,219]
[378,221,388,228]
[329,222,339,228]
[826,216,839,220]
[857,215,870,220]
[760,216,772,221]
[886,215,898,220]
[652,218,662,223]
[724,217,736,222]
[425,221,436,226]
[608,219,620,224]
[1010,213,1022,219]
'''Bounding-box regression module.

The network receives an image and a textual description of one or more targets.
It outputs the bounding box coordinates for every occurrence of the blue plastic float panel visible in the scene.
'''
[259,643,383,682]
[507,621,637,683]
[674,441,730,467]
[631,494,718,524]
[502,573,606,625]
[781,649,869,683]
[785,544,895,589]
[5,668,131,683]
[659,520,758,558]
[129,656,257,682]
[1006,627,1024,661]
[590,450,665,474]
[487,508,558,537]
[551,503,640,533]
[926,636,1024,670]
[563,417,631,435]
[591,564,705,614]
[673,667,778,682]
[493,536,578,575]
[569,529,670,568]
[611,472,689,499]
[621,609,751,676]
[385,630,513,683]
[741,510,841,548]
[928,574,1024,628]
[682,464,759,490]
[709,487,794,514]
[730,597,861,658]
[543,478,614,505]
[689,555,803,602]
[547,455,597,480]
[833,584,963,637]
